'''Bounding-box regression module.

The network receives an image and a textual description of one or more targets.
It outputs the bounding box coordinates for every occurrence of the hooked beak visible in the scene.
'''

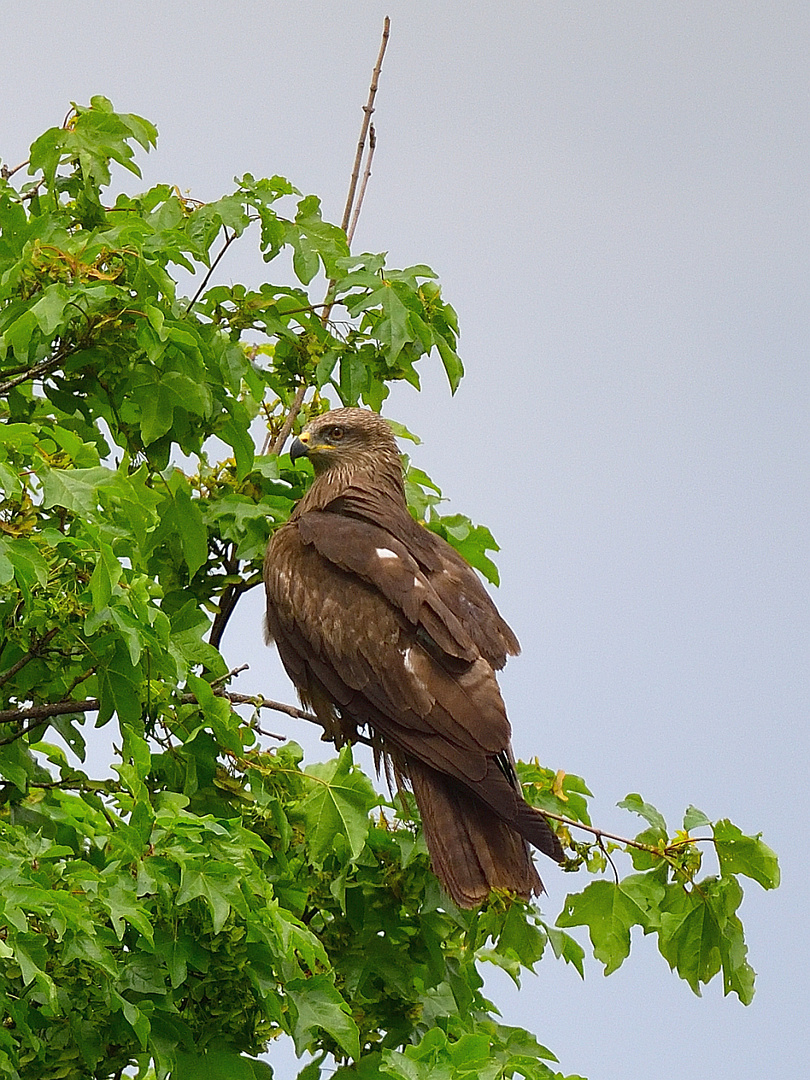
[289,432,310,463]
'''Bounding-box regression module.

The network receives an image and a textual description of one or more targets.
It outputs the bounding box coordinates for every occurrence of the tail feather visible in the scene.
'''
[409,759,551,908]
[515,800,564,861]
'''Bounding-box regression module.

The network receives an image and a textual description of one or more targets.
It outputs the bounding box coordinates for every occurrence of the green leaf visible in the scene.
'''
[170,486,209,578]
[97,643,141,726]
[288,973,361,1059]
[427,514,501,586]
[111,990,151,1049]
[100,880,154,944]
[4,538,49,595]
[683,804,711,831]
[435,335,463,393]
[655,875,756,1003]
[556,874,664,975]
[89,542,123,610]
[543,925,586,978]
[299,746,379,865]
[176,859,244,934]
[10,931,50,986]
[0,740,37,789]
[617,793,668,837]
[173,1050,272,1080]
[657,884,721,997]
[712,819,780,890]
[134,369,212,445]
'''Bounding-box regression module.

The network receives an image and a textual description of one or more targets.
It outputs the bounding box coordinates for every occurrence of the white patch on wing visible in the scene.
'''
[401,647,430,700]
[413,576,424,589]
[375,547,398,560]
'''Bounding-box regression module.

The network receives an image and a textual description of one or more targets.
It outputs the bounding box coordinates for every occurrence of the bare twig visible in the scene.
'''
[262,17,392,461]
[341,17,390,233]
[1,159,30,181]
[187,227,237,310]
[211,663,249,687]
[0,627,59,688]
[347,123,376,246]
[267,383,308,456]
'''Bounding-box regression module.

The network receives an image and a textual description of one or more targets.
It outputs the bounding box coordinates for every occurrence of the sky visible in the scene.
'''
[3,3,808,1077]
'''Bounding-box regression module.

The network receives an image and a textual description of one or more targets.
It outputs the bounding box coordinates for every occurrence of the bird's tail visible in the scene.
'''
[408,759,555,908]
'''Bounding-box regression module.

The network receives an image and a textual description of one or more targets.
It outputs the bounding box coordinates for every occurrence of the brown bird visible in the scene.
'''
[263,407,562,907]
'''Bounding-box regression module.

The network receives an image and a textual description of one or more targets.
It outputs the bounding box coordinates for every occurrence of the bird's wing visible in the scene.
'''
[264,513,513,782]
[311,496,521,668]
[264,510,563,873]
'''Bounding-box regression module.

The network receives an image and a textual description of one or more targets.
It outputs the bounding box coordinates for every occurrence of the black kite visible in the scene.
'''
[263,407,562,907]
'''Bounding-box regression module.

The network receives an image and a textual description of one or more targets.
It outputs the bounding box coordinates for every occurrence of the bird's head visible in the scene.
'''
[290,407,399,477]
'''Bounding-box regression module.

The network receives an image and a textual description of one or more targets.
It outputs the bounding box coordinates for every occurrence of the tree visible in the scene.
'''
[0,96,779,1080]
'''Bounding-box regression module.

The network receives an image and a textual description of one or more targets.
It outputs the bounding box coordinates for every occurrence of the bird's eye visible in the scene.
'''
[329,425,345,441]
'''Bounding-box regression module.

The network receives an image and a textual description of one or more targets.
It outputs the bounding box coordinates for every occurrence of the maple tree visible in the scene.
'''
[0,97,779,1080]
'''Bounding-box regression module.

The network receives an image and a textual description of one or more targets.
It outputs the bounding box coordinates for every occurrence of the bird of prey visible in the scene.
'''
[263,407,562,907]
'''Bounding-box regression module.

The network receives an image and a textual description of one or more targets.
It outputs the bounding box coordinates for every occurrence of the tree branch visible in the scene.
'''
[542,809,711,857]
[1,158,30,180]
[187,227,237,310]
[0,627,59,688]
[347,124,376,246]
[0,687,309,738]
[267,383,308,457]
[341,17,390,233]
[0,350,71,396]
[262,17,392,462]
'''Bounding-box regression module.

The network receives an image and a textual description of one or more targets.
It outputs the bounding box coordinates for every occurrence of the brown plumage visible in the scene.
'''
[263,407,563,907]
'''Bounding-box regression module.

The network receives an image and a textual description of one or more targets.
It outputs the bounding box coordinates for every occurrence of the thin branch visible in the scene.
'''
[341,17,391,233]
[543,809,712,858]
[0,628,59,688]
[0,698,97,727]
[267,383,308,456]
[216,22,393,642]
[347,123,376,246]
[262,18,391,460]
[0,687,312,736]
[30,777,122,793]
[594,830,620,884]
[0,357,53,378]
[0,350,70,396]
[1,159,30,180]
[211,663,249,687]
[187,227,237,310]
[64,665,97,698]
[313,19,391,333]
[20,177,46,204]
[208,555,263,649]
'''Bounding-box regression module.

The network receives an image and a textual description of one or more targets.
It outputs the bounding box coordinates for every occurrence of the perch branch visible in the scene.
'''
[542,809,712,858]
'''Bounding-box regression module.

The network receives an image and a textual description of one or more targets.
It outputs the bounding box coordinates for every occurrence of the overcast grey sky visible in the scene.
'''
[4,3,807,1077]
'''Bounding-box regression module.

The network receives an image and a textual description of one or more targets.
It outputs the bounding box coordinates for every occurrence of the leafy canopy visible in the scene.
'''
[0,99,779,1080]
